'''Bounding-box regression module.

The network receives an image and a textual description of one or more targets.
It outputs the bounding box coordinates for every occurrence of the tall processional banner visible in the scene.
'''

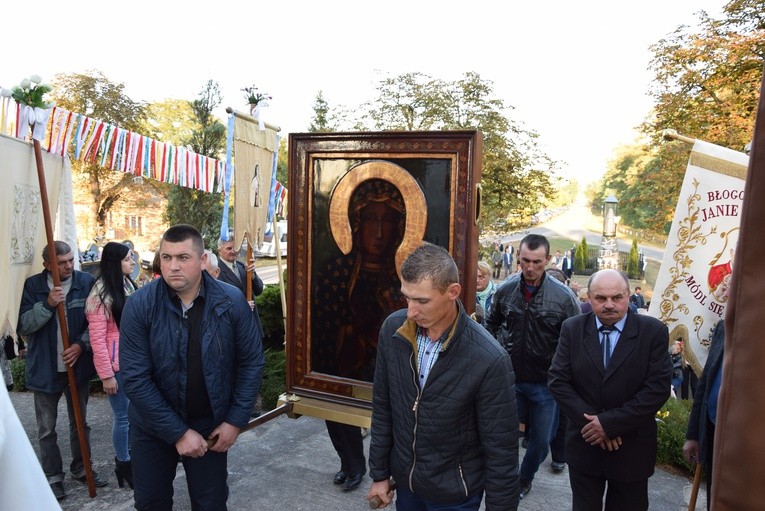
[232,113,279,249]
[649,140,748,374]
[0,134,76,339]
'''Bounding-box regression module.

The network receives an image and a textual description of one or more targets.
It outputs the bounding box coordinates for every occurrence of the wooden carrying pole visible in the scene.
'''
[687,463,703,511]
[243,231,253,300]
[662,129,696,145]
[272,216,287,334]
[33,139,97,497]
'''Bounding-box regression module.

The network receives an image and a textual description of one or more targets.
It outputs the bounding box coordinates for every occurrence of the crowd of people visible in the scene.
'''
[4,225,266,509]
[2,227,721,511]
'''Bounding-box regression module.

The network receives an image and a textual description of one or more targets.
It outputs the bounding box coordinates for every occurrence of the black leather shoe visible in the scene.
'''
[343,474,363,491]
[50,482,66,501]
[551,461,565,473]
[519,480,532,500]
[73,471,109,487]
[333,470,348,485]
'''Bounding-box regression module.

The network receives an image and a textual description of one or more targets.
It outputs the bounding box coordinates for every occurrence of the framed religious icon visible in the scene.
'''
[285,131,483,413]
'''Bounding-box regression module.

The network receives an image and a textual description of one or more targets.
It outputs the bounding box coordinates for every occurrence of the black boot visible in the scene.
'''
[115,458,134,489]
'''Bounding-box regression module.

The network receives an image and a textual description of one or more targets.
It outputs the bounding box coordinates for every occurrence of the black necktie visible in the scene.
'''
[600,326,614,368]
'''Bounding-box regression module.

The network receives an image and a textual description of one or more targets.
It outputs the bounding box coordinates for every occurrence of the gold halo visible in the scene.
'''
[329,160,427,276]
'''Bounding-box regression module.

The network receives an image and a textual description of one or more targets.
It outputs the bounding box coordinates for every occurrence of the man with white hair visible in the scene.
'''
[202,250,220,279]
[217,234,264,334]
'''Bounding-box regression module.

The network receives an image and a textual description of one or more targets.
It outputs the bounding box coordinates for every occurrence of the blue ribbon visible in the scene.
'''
[265,133,281,236]
[220,113,236,241]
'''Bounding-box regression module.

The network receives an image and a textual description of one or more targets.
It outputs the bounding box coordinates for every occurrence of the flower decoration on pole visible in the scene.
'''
[1,75,55,141]
[241,84,271,130]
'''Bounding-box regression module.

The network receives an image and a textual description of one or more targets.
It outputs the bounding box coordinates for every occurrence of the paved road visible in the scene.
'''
[499,201,665,263]
[8,391,703,510]
[256,261,285,286]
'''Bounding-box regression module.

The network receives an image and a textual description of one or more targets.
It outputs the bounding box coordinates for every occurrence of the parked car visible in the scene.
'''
[255,220,287,258]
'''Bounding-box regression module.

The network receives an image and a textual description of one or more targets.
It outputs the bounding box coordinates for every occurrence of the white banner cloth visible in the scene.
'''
[648,140,748,374]
[0,134,76,338]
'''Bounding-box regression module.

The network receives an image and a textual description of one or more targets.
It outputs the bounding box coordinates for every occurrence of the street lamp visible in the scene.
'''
[599,195,619,270]
[602,195,619,237]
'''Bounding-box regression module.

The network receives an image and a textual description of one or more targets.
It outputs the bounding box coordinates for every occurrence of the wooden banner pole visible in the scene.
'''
[33,138,97,497]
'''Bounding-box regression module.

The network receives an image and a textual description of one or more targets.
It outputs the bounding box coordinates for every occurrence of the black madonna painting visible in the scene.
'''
[287,132,482,407]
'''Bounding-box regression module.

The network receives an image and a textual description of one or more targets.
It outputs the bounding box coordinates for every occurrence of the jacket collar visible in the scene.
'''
[397,300,467,353]
[41,268,86,290]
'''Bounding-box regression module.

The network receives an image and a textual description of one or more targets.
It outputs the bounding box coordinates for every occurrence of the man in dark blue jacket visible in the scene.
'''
[17,240,105,500]
[367,243,519,510]
[121,225,264,510]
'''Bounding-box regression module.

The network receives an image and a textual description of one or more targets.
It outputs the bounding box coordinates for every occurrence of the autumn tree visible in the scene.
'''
[51,71,145,241]
[595,1,765,235]
[162,80,226,249]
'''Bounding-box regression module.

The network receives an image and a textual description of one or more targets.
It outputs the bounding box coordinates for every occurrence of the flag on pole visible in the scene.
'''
[648,140,747,375]
[272,180,288,219]
[220,113,235,241]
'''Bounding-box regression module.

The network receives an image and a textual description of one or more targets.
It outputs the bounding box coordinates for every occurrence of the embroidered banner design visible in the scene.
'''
[648,140,748,374]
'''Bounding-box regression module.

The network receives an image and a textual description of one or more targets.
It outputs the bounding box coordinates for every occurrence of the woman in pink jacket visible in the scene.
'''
[85,242,137,489]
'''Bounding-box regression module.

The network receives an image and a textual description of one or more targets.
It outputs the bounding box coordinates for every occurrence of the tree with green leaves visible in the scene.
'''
[162,80,225,249]
[627,239,640,278]
[356,71,559,232]
[308,90,337,132]
[51,71,145,241]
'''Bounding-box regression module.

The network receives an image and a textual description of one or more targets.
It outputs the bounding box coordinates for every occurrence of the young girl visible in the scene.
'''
[85,242,137,489]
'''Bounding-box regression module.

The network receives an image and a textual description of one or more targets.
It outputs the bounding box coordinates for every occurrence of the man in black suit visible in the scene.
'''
[629,287,646,309]
[560,250,573,282]
[549,269,672,510]
[216,235,265,337]
[503,245,515,278]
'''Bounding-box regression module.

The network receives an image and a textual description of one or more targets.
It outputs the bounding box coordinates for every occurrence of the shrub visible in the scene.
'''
[260,348,286,411]
[9,358,25,391]
[256,283,286,351]
[627,239,640,278]
[575,236,588,272]
[656,397,694,476]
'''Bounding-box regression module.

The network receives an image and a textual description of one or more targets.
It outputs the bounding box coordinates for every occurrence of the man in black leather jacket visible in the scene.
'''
[367,243,519,510]
[486,234,580,500]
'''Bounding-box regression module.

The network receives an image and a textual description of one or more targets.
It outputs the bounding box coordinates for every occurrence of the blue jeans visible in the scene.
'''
[33,373,92,483]
[131,416,228,510]
[516,382,558,484]
[109,370,130,461]
[395,484,482,510]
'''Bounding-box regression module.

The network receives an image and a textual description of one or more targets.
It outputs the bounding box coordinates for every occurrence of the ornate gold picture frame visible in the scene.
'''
[286,131,482,408]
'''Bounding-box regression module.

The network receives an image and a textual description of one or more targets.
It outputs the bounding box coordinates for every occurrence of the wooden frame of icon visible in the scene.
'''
[285,131,483,410]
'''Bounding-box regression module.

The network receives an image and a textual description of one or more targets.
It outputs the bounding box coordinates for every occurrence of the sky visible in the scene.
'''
[3,0,727,185]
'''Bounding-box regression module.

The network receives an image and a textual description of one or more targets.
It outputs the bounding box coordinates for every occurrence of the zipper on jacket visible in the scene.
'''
[458,463,468,497]
[408,352,421,491]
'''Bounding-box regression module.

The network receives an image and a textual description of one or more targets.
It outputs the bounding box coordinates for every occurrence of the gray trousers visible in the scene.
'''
[33,373,92,483]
